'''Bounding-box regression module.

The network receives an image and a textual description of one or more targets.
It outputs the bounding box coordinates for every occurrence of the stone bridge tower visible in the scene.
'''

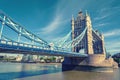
[85,12,94,54]
[71,11,94,54]
[62,10,118,71]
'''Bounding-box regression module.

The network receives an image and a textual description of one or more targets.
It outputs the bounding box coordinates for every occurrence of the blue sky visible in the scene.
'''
[0,0,120,54]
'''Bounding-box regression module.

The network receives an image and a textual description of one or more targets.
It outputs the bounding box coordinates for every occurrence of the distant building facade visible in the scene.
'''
[16,55,22,61]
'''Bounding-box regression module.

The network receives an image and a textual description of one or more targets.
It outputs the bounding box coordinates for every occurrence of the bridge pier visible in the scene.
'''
[62,57,87,71]
[62,54,118,72]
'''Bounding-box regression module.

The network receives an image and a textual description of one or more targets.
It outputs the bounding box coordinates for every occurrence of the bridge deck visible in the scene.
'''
[0,40,88,57]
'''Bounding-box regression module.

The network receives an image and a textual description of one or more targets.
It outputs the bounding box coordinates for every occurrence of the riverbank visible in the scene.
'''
[0,60,62,64]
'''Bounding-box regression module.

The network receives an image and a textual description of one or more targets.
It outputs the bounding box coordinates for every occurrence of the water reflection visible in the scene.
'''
[0,63,120,80]
[62,71,114,80]
[0,63,61,80]
[16,69,120,80]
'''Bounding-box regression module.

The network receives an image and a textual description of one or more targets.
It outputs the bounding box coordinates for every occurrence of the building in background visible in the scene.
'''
[16,55,22,61]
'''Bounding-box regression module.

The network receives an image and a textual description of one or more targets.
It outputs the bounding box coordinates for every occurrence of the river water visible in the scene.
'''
[0,63,119,80]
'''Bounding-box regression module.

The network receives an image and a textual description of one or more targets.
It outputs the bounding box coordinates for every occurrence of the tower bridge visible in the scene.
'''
[0,10,118,72]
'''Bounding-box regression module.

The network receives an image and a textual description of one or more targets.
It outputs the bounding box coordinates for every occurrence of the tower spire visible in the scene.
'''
[78,9,83,16]
[86,10,88,16]
[85,10,94,54]
[72,14,74,21]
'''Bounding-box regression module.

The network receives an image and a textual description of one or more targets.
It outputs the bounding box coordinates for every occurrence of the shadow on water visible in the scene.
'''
[62,64,114,72]
[0,63,62,80]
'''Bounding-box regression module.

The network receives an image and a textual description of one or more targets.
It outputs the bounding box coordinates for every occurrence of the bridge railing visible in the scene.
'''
[0,12,49,48]
[0,39,73,53]
[0,39,47,49]
[0,39,88,57]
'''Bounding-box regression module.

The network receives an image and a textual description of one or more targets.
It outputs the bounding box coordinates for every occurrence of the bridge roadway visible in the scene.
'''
[0,39,88,57]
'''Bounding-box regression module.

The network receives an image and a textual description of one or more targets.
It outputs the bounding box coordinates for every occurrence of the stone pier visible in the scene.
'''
[62,54,118,72]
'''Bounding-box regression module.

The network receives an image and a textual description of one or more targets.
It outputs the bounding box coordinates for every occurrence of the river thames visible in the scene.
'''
[0,63,119,80]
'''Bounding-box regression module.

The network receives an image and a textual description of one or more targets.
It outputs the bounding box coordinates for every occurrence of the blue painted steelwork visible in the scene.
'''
[53,31,72,47]
[0,39,88,57]
[0,12,49,48]
[59,27,87,49]
[0,11,104,57]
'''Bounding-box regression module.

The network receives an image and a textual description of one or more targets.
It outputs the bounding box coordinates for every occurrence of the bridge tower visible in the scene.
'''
[62,10,118,71]
[85,11,94,54]
[71,10,94,54]
[71,11,86,53]
[71,15,75,51]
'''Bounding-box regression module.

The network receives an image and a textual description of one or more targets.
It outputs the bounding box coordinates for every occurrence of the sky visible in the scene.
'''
[0,0,120,54]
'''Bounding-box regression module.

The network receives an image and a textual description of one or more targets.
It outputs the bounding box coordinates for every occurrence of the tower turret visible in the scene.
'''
[71,14,75,39]
[85,11,94,54]
[71,15,75,51]
[78,10,83,17]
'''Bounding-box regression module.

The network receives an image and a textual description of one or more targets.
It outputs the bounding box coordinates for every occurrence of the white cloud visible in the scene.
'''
[105,42,120,49]
[93,23,109,28]
[107,49,120,54]
[94,6,120,21]
[41,15,62,34]
[38,0,71,35]
[94,14,109,21]
[105,41,120,54]
[103,29,120,37]
[98,23,109,27]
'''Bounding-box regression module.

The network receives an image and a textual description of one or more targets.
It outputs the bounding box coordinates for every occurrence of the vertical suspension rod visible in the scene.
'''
[17,27,22,42]
[0,16,6,39]
[31,35,35,45]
